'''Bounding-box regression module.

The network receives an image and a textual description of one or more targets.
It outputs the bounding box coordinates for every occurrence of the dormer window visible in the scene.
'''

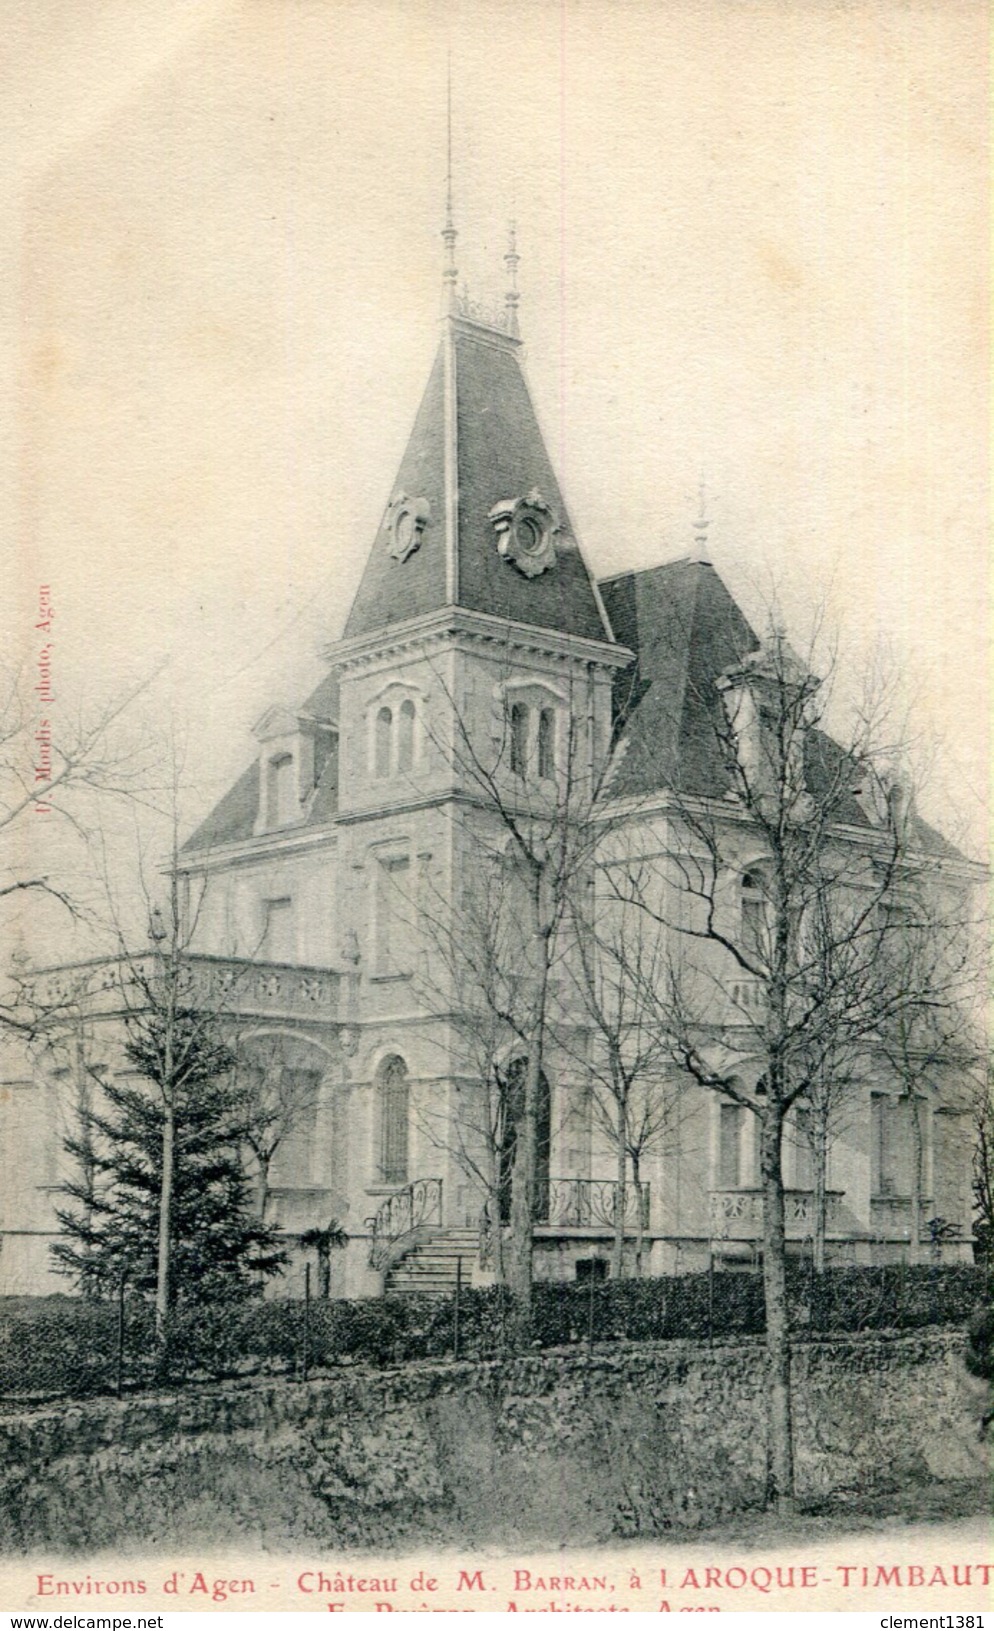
[267,753,296,827]
[252,703,336,834]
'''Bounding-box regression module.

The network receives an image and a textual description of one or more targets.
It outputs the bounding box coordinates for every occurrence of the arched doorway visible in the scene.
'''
[496,1057,551,1224]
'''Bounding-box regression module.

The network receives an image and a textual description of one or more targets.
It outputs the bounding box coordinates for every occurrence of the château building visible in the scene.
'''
[0,220,978,1300]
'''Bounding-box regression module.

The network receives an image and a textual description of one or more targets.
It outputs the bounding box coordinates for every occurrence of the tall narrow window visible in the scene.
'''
[397,698,415,772]
[374,707,392,777]
[741,870,768,959]
[718,1102,744,1188]
[537,708,555,780]
[793,1105,813,1189]
[378,1055,410,1184]
[509,702,528,776]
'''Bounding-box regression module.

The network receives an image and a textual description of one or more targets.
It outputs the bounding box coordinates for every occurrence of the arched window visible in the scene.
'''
[374,706,392,778]
[537,708,555,780]
[378,1054,410,1185]
[509,702,528,776]
[741,869,769,958]
[397,698,415,772]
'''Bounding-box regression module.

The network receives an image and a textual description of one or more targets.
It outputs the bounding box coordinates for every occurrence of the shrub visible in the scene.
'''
[1,1263,987,1402]
[964,1305,993,1380]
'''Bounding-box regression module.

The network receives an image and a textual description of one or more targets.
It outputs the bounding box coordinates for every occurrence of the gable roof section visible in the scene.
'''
[342,320,613,647]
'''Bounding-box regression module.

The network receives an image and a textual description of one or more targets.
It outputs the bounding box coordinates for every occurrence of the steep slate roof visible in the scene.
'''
[601,558,759,800]
[184,330,962,863]
[342,320,612,646]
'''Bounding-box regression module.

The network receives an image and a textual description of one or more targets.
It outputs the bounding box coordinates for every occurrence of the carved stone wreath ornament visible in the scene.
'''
[384,492,431,562]
[488,489,559,578]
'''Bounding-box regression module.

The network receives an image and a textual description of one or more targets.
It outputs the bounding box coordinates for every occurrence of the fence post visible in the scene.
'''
[707,1249,714,1349]
[115,1271,127,1397]
[454,1255,462,1362]
[302,1263,311,1383]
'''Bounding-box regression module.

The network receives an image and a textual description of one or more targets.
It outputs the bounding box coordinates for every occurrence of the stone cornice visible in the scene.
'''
[325,606,632,674]
[177,822,338,872]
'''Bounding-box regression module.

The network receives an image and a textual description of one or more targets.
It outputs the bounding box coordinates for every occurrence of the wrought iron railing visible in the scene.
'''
[478,1176,650,1267]
[367,1178,443,1271]
[543,1177,650,1231]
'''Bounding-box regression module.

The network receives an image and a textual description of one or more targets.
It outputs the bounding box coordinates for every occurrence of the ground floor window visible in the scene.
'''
[378,1054,410,1184]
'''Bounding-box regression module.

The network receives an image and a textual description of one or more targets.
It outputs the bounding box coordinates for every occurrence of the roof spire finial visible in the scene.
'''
[442,57,458,314]
[504,220,521,337]
[691,471,711,564]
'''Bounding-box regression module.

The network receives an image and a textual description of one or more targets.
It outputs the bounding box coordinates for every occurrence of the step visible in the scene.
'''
[383,1227,482,1296]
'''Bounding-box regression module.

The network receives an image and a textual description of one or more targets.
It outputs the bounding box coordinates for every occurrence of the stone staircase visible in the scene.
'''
[384,1228,479,1296]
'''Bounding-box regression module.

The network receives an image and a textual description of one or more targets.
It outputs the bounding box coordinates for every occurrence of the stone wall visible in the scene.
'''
[0,1330,987,1554]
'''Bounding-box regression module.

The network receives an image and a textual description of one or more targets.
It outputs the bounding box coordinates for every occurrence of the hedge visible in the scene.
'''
[0,1263,987,1403]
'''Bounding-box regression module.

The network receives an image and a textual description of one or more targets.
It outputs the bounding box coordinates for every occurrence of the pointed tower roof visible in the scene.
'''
[340,303,615,649]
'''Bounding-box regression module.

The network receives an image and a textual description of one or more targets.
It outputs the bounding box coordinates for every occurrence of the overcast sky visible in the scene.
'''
[1,0,988,944]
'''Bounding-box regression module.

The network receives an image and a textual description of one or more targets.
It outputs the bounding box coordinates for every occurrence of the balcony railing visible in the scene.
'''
[543,1176,651,1232]
[367,1178,443,1271]
[709,1187,845,1240]
[23,953,345,1025]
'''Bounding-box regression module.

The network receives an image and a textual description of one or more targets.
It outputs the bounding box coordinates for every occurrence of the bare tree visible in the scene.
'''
[613,617,975,1509]
[563,882,679,1278]
[972,1067,994,1266]
[415,652,617,1344]
[230,1035,323,1222]
[0,661,160,963]
[413,852,529,1288]
[874,902,979,1264]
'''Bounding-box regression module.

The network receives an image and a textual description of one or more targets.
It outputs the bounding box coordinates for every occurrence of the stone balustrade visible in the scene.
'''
[23,953,346,1025]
